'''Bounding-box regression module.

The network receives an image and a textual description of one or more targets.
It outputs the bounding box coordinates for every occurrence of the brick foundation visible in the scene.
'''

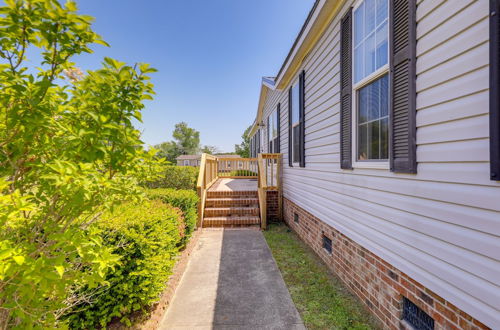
[283,198,489,330]
[266,190,279,222]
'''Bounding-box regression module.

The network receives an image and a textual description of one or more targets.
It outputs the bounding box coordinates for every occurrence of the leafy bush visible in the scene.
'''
[0,1,161,327]
[65,200,183,329]
[147,188,199,245]
[146,165,199,190]
[229,169,257,176]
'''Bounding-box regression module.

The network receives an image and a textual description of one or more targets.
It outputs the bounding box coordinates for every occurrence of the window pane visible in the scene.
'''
[368,78,379,121]
[273,110,278,137]
[376,0,388,26]
[354,3,365,47]
[358,123,368,160]
[354,45,364,83]
[292,82,300,124]
[364,0,376,38]
[359,87,369,123]
[357,74,389,160]
[293,125,300,163]
[368,120,380,159]
[354,0,388,83]
[380,74,388,117]
[380,117,388,159]
[268,116,272,144]
[376,20,388,69]
[364,31,376,77]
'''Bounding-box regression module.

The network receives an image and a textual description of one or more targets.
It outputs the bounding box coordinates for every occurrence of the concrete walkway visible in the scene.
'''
[159,229,305,330]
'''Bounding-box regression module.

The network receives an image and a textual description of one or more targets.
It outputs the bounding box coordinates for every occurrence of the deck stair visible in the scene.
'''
[203,190,260,227]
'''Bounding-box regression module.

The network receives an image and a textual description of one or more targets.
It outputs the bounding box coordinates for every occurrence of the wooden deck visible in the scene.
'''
[208,178,258,192]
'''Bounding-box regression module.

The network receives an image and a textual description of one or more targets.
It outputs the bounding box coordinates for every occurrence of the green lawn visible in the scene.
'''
[263,224,381,330]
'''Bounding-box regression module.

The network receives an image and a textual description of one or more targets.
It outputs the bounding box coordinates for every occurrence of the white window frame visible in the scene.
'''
[291,78,300,165]
[183,160,190,166]
[351,0,390,170]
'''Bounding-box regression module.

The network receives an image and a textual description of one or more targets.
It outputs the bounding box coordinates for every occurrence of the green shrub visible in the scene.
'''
[147,188,199,245]
[229,169,257,176]
[65,200,183,329]
[146,165,198,190]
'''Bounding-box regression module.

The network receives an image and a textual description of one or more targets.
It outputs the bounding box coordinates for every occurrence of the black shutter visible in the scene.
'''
[288,88,293,167]
[299,70,306,167]
[390,0,417,173]
[490,0,500,180]
[340,8,353,169]
[277,103,281,153]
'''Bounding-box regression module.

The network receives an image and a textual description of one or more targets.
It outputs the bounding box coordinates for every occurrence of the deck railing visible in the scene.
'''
[196,154,218,227]
[257,153,282,230]
[197,153,282,229]
[217,157,258,178]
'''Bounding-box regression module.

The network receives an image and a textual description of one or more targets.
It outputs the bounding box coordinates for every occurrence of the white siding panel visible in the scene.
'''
[417,139,489,162]
[416,90,488,127]
[254,0,500,326]
[417,114,489,144]
[417,17,488,74]
[416,66,489,110]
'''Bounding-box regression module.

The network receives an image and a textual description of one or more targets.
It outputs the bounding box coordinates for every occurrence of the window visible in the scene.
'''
[268,110,278,153]
[402,297,434,330]
[294,213,299,223]
[291,80,300,163]
[183,160,190,166]
[353,0,389,165]
[322,234,332,254]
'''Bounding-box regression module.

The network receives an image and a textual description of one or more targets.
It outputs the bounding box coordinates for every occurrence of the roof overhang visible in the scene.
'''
[250,0,346,137]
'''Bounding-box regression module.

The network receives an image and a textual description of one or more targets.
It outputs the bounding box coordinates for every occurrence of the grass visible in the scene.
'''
[263,224,381,330]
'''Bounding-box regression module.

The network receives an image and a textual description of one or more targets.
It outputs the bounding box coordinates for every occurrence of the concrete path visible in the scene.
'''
[159,229,305,330]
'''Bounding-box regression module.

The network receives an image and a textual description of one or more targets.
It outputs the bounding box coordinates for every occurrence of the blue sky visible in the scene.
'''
[71,0,314,152]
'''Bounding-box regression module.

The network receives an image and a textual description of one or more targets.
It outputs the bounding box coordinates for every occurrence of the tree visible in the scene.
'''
[155,141,181,163]
[201,145,219,155]
[235,126,251,158]
[0,1,160,327]
[173,122,200,155]
[154,122,201,161]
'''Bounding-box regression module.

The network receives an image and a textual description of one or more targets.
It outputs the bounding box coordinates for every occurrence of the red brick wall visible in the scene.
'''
[266,191,279,222]
[283,198,489,330]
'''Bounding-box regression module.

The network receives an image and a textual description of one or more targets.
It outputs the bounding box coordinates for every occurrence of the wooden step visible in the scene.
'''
[204,206,259,217]
[203,216,260,227]
[207,190,257,198]
[205,197,259,207]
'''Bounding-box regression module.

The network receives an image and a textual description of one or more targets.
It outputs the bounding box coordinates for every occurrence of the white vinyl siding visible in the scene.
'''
[257,0,500,327]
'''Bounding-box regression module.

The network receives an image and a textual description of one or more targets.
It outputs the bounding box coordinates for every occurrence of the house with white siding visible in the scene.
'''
[248,0,500,328]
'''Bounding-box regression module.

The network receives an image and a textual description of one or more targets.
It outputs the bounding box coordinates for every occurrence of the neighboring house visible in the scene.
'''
[176,155,200,167]
[248,0,500,329]
[215,154,241,172]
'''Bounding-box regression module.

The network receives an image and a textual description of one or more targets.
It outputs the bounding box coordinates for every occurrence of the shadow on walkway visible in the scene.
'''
[160,229,304,330]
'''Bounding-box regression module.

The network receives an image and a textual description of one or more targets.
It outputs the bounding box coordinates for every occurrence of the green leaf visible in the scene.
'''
[55,265,64,278]
[12,256,25,265]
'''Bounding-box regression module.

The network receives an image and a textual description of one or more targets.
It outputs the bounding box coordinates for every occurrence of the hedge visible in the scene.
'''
[147,188,199,246]
[146,165,198,190]
[65,200,184,329]
[229,169,257,176]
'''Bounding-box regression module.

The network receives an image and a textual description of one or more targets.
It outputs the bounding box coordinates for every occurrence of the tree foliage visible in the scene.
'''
[154,122,201,162]
[0,0,160,327]
[235,125,251,158]
[201,145,219,154]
